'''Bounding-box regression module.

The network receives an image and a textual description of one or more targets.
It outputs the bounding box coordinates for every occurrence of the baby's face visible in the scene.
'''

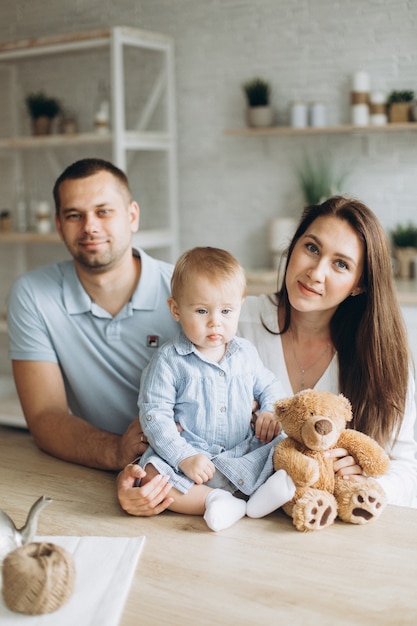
[168,275,244,359]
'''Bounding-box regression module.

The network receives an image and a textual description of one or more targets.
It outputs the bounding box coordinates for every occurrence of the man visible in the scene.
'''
[8,158,177,515]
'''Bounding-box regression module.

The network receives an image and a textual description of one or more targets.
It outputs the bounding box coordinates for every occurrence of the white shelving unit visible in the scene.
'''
[0,26,179,260]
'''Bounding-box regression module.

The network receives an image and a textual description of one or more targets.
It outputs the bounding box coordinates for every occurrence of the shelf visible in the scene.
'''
[0,231,60,243]
[0,27,172,60]
[0,228,175,249]
[0,25,179,262]
[0,132,111,150]
[0,131,174,151]
[224,122,417,137]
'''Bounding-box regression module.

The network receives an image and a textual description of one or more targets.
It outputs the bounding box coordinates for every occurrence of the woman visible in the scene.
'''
[240,195,417,510]
[117,196,417,514]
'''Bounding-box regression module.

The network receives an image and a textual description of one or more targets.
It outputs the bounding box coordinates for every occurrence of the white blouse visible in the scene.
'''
[239,294,417,508]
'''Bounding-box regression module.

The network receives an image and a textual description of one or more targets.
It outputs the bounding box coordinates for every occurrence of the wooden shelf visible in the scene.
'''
[225,122,417,136]
[0,132,111,150]
[0,231,60,243]
[0,27,171,60]
[0,228,175,248]
[0,131,174,151]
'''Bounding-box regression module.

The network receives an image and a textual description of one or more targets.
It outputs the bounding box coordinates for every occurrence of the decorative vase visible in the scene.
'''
[269,217,297,268]
[247,106,274,128]
[394,247,416,279]
[389,103,410,124]
[31,116,53,135]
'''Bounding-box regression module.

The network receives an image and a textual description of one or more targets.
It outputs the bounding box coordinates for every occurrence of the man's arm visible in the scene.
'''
[12,360,146,470]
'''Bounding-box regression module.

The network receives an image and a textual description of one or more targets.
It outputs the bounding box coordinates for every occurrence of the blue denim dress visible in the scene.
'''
[139,332,286,495]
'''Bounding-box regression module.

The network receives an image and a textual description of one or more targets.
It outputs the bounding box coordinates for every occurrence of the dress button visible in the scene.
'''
[220,406,226,413]
[146,415,152,421]
[238,479,244,486]
[219,370,225,377]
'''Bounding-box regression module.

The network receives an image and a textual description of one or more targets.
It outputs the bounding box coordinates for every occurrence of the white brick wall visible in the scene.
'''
[0,0,416,271]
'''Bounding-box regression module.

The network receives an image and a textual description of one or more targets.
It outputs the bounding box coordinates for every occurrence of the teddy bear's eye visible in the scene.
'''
[310,411,314,416]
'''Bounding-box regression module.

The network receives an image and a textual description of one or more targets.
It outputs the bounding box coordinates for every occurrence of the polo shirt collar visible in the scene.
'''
[63,262,92,315]
[131,248,162,311]
[62,248,162,315]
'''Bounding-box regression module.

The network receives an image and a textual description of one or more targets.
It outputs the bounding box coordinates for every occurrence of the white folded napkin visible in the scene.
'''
[0,535,145,625]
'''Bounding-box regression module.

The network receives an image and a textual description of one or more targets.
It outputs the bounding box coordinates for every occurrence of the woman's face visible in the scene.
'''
[285,215,365,315]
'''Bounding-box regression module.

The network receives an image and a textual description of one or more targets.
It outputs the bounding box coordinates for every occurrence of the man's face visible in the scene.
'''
[55,171,139,273]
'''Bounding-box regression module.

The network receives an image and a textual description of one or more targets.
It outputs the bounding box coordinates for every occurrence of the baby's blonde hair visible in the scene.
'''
[171,247,247,300]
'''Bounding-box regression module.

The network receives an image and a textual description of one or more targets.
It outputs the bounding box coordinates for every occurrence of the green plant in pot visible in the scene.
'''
[297,155,349,206]
[25,91,61,135]
[390,221,417,279]
[387,90,414,123]
[242,77,273,128]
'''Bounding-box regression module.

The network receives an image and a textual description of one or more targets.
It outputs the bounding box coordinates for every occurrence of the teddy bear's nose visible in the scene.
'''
[314,419,333,435]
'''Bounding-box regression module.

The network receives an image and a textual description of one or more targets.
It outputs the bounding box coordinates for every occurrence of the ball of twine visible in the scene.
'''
[2,542,76,615]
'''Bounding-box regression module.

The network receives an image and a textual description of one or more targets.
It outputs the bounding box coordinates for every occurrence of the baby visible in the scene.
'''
[138,247,294,531]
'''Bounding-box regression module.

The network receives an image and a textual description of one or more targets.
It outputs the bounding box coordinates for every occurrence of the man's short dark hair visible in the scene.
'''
[53,158,132,214]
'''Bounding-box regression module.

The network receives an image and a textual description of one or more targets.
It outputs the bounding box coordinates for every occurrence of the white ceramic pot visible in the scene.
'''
[247,106,274,128]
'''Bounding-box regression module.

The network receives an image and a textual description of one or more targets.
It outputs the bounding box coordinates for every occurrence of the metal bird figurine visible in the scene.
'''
[0,495,52,561]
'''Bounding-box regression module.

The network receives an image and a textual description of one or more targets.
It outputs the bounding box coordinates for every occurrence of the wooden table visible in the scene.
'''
[0,425,416,626]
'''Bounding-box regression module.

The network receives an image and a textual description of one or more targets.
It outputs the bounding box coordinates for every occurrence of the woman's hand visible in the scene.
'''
[116,463,174,516]
[324,447,367,483]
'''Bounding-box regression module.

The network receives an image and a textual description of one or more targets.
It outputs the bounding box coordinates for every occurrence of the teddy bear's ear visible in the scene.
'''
[338,393,353,422]
[274,397,292,415]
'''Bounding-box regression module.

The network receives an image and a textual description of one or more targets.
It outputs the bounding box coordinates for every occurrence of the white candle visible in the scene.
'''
[352,104,370,126]
[352,71,370,92]
[310,102,327,127]
[370,92,387,126]
[370,91,385,104]
[290,102,308,128]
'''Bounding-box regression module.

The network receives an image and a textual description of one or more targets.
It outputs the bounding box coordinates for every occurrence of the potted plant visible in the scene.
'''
[25,91,61,135]
[387,90,415,123]
[390,222,417,279]
[296,155,348,205]
[242,77,273,128]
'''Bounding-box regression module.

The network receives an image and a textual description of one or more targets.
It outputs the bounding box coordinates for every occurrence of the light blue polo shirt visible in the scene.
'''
[7,248,179,434]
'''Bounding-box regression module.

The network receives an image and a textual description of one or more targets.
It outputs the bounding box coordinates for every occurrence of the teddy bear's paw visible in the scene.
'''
[338,482,387,525]
[293,490,337,532]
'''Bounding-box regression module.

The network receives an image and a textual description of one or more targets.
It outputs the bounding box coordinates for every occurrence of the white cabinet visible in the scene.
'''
[0,26,179,260]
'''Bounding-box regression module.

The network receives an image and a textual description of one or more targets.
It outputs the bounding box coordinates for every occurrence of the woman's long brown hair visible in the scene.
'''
[272,196,410,448]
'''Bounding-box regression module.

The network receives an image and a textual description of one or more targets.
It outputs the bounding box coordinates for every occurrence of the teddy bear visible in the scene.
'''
[273,389,390,532]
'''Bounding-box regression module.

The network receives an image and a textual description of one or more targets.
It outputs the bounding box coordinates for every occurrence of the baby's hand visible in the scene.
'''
[255,411,282,443]
[179,454,215,484]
